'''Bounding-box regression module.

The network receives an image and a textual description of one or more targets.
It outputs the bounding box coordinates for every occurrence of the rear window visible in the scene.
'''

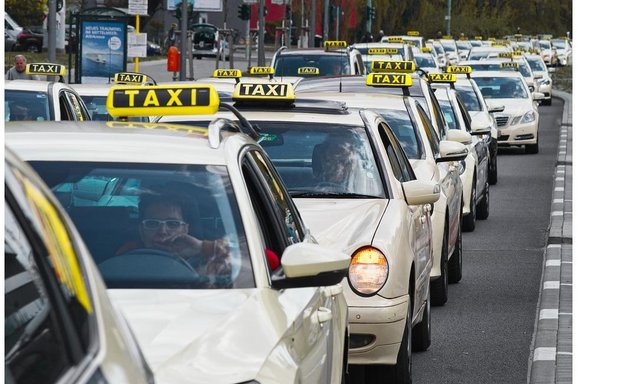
[274,54,351,76]
[5,90,51,121]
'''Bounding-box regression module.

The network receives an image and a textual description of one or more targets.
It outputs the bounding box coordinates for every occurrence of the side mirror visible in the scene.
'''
[436,140,468,163]
[402,179,440,206]
[532,92,545,101]
[487,104,505,113]
[534,74,543,79]
[446,129,472,145]
[470,119,492,135]
[272,243,350,289]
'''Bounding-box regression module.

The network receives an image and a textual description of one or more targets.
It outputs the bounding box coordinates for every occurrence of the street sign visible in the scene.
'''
[128,0,148,15]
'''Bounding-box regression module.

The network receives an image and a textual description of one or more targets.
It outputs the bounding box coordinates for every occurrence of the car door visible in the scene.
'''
[455,95,489,197]
[241,148,344,384]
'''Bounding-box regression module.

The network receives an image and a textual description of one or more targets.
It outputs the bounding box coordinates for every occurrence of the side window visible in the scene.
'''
[58,91,73,120]
[414,101,441,157]
[429,91,449,139]
[66,91,88,121]
[245,150,305,248]
[379,123,414,182]
[5,191,92,383]
[456,97,473,133]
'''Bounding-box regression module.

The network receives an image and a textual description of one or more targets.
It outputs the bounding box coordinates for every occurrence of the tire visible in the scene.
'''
[462,182,476,232]
[525,141,539,154]
[488,152,498,185]
[412,290,431,352]
[366,295,412,384]
[476,180,490,220]
[448,217,463,283]
[542,98,552,106]
[430,223,449,306]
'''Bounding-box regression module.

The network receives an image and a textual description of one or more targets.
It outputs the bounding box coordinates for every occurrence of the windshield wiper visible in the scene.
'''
[289,190,381,199]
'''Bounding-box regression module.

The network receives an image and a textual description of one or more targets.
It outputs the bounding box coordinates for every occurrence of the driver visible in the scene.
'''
[313,135,356,190]
[117,193,230,278]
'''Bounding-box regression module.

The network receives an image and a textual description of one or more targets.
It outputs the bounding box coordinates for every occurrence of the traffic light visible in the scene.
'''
[238,4,250,20]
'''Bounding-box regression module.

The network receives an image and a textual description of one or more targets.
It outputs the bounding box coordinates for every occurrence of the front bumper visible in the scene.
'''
[497,118,538,146]
[347,295,408,365]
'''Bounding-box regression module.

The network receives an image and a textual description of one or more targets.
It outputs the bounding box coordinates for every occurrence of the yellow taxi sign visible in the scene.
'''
[233,82,295,101]
[474,35,483,40]
[248,66,275,76]
[500,62,519,70]
[498,52,513,58]
[407,31,420,36]
[421,47,432,53]
[297,67,320,75]
[324,40,347,50]
[106,85,220,117]
[366,73,413,87]
[446,65,473,74]
[492,42,508,47]
[388,37,404,43]
[367,48,399,55]
[114,72,148,84]
[442,35,453,39]
[26,63,67,76]
[427,73,456,83]
[370,60,416,73]
[213,68,242,78]
[488,37,496,41]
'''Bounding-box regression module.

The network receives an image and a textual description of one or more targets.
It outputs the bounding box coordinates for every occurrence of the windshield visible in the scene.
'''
[538,41,551,49]
[30,161,253,289]
[256,122,386,198]
[432,44,445,54]
[274,54,351,76]
[551,40,566,49]
[455,85,482,111]
[363,54,404,73]
[517,61,532,78]
[82,95,148,122]
[5,90,51,121]
[414,55,437,68]
[525,57,546,71]
[468,51,491,60]
[474,76,529,99]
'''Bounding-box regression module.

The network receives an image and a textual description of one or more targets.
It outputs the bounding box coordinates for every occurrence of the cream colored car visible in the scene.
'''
[6,84,351,384]
[158,81,443,384]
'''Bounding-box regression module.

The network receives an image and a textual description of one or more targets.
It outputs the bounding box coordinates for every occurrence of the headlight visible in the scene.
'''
[349,247,388,295]
[537,78,551,86]
[521,110,536,124]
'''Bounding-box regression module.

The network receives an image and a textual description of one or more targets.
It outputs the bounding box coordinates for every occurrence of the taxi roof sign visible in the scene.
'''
[407,31,420,36]
[213,69,242,78]
[366,73,413,87]
[367,48,399,55]
[297,67,320,75]
[427,73,456,83]
[324,40,347,50]
[388,37,404,43]
[500,62,519,70]
[498,52,513,58]
[446,65,473,74]
[442,35,453,39]
[421,47,432,53]
[233,82,296,102]
[26,63,67,76]
[106,85,220,117]
[114,72,148,84]
[370,60,416,73]
[248,66,275,76]
[474,35,483,40]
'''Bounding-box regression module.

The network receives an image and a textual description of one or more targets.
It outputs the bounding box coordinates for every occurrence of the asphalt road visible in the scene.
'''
[412,100,564,384]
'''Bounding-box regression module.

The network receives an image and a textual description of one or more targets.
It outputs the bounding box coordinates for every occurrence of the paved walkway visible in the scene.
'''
[528,91,572,384]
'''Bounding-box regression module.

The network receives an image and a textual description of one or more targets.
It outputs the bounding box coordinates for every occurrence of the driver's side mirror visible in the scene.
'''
[470,119,492,135]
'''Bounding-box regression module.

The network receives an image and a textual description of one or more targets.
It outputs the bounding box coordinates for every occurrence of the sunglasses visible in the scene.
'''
[141,219,187,230]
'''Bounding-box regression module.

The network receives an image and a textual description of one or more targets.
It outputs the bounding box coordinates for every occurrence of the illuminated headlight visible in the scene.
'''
[521,110,536,124]
[349,247,389,295]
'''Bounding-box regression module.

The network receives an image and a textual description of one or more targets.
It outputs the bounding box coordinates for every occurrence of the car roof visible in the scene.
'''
[4,80,69,91]
[470,70,523,78]
[294,75,428,97]
[298,91,409,111]
[5,121,232,165]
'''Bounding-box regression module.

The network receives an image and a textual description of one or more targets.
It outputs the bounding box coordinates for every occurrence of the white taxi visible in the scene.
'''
[6,84,352,384]
[472,70,544,154]
[158,80,442,383]
[5,63,90,121]
[271,40,366,77]
[5,147,154,383]
[524,53,553,105]
[429,75,491,232]
[352,41,414,72]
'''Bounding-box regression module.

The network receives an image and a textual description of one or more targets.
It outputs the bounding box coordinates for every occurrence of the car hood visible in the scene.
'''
[108,288,295,384]
[487,98,535,115]
[295,198,388,252]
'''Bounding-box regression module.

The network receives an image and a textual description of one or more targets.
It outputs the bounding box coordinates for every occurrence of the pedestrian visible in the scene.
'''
[167,23,177,47]
[377,29,385,42]
[5,55,37,80]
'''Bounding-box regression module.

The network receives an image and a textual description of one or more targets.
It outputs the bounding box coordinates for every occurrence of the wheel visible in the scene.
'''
[448,217,463,283]
[476,180,490,220]
[462,182,476,232]
[430,223,449,306]
[488,152,498,185]
[366,295,413,384]
[542,97,552,106]
[412,290,431,352]
[525,141,539,154]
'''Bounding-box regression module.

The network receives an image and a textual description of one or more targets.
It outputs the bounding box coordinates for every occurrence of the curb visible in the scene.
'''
[527,90,573,384]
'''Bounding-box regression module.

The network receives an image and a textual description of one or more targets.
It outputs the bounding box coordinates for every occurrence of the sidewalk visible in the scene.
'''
[528,90,572,384]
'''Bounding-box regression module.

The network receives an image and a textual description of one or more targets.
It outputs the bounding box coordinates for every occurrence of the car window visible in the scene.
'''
[378,123,415,182]
[474,76,528,99]
[63,91,89,121]
[526,57,546,72]
[5,90,51,121]
[413,101,440,157]
[455,85,482,111]
[438,99,460,130]
[257,122,386,198]
[274,54,351,76]
[373,108,423,160]
[29,161,254,289]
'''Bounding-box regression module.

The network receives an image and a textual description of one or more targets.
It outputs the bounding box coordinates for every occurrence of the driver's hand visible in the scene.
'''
[204,238,231,276]
[160,233,203,257]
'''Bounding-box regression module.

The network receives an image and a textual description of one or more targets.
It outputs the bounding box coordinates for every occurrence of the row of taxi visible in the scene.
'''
[5,37,552,383]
